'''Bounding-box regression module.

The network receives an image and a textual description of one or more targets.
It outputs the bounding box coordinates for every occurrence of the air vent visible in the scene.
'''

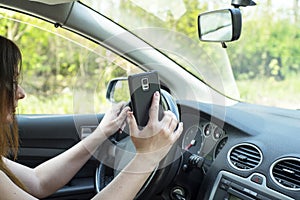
[228,143,262,170]
[271,158,300,190]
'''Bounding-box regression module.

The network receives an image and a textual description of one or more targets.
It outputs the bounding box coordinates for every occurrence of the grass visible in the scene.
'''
[237,75,300,110]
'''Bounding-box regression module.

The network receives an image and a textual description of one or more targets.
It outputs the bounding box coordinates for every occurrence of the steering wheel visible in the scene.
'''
[95,89,183,199]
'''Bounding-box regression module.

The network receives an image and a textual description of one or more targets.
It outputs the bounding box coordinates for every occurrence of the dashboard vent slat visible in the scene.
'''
[228,143,262,170]
[271,158,300,190]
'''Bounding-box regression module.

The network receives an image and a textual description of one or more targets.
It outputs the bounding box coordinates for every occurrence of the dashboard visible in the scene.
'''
[171,101,300,200]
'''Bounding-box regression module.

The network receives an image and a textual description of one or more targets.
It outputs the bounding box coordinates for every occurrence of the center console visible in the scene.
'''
[209,171,294,200]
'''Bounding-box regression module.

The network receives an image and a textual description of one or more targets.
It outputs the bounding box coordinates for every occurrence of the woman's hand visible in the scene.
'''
[96,102,130,137]
[127,91,183,165]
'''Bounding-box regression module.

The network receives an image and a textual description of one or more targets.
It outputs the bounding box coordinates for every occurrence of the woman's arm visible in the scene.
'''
[2,131,107,199]
[3,92,183,200]
[2,154,155,200]
[0,169,38,200]
[5,102,130,198]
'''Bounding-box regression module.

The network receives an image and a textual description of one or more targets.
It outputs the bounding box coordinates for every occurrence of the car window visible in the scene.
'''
[81,0,300,110]
[0,8,142,114]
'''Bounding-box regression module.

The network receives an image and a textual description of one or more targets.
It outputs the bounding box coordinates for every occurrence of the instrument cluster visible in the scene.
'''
[181,121,228,161]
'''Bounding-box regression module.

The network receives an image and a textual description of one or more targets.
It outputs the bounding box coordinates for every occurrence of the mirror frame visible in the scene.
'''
[106,77,128,103]
[198,8,242,43]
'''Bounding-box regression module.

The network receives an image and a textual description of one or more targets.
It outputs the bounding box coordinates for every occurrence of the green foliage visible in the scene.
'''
[0,9,134,114]
[228,10,300,81]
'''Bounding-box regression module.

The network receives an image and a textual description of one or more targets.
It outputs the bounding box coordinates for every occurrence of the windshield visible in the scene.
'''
[81,0,300,110]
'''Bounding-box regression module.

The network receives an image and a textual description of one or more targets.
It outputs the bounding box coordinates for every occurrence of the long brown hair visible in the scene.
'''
[0,35,26,190]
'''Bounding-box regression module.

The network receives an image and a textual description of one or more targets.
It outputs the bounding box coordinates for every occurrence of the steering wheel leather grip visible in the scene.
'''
[160,89,180,121]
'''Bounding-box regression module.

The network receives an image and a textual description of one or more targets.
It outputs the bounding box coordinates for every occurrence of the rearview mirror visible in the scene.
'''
[198,8,242,42]
[106,77,130,103]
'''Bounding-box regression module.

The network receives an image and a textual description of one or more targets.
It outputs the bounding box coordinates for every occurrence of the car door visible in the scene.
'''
[17,114,101,200]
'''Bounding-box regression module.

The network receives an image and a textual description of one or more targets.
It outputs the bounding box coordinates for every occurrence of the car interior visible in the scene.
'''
[0,0,299,200]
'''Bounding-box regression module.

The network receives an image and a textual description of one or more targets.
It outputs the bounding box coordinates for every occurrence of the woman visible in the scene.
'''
[0,36,183,199]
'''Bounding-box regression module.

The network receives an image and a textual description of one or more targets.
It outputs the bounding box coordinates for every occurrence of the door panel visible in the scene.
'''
[16,114,104,200]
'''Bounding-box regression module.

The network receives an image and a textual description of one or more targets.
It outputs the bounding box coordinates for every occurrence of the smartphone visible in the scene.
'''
[128,71,163,128]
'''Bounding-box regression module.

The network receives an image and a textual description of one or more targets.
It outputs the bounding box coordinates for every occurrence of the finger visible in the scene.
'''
[117,106,130,129]
[127,111,139,137]
[160,110,173,126]
[171,122,183,142]
[158,113,174,138]
[117,106,130,119]
[164,110,177,121]
[165,111,178,131]
[169,117,178,132]
[148,91,160,123]
[115,106,130,128]
[113,101,127,114]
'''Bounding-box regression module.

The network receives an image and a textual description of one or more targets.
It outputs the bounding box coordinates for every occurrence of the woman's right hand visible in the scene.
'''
[95,101,130,138]
[127,91,183,165]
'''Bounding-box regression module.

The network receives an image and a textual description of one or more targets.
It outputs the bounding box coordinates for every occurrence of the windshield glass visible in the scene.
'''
[81,0,300,110]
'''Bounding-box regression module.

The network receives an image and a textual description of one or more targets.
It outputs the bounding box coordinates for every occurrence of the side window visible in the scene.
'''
[0,9,142,114]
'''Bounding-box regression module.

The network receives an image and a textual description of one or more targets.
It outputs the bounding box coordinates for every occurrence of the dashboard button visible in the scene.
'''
[219,183,228,190]
[221,178,231,185]
[219,178,231,190]
[250,175,263,185]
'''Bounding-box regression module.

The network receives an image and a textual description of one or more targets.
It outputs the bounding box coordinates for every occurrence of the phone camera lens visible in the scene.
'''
[141,77,149,91]
[142,78,148,84]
